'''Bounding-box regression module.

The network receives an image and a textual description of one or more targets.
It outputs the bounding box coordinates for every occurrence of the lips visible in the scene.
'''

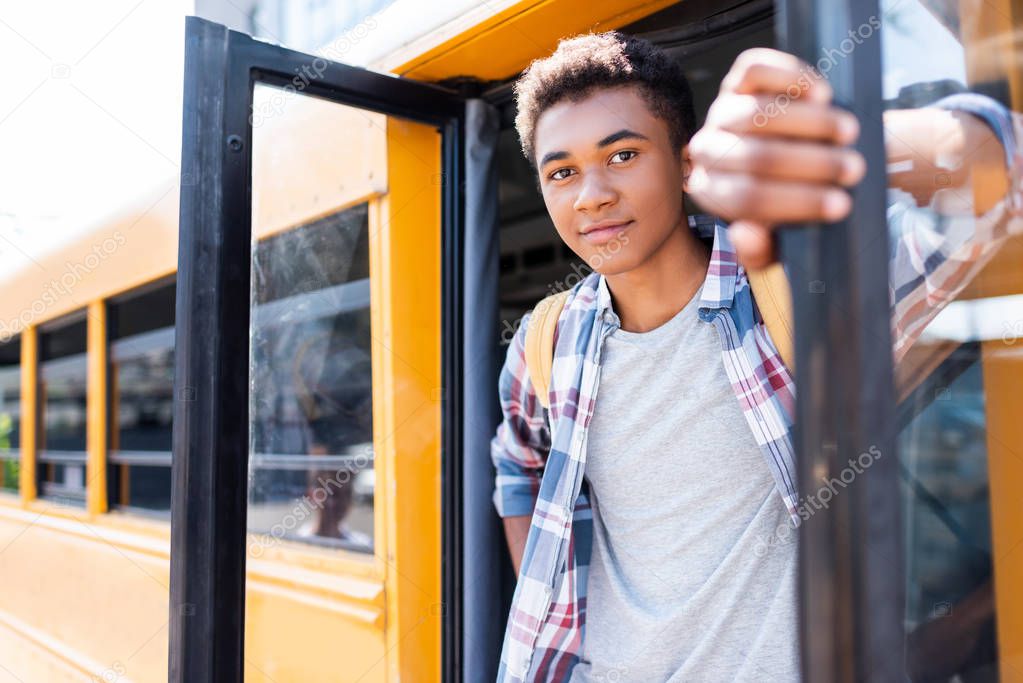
[580,220,632,245]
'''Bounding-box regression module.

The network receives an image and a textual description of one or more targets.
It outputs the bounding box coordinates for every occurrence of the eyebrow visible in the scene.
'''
[538,128,650,169]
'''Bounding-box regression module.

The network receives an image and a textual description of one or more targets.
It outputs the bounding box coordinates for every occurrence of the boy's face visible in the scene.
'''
[532,84,689,276]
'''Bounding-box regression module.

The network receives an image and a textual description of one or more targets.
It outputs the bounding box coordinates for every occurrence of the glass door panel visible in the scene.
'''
[878,0,1023,678]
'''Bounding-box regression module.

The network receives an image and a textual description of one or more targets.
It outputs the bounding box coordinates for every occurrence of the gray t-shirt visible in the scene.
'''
[568,279,799,683]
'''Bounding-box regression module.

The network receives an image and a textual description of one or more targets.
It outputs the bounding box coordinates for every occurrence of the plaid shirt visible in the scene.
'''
[491,95,1023,683]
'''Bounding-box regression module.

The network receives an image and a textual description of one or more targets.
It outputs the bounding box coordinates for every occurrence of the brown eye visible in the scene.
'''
[550,168,573,181]
[610,150,637,164]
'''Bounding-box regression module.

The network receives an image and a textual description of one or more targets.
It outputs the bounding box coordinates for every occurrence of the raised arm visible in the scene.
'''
[885,96,1023,363]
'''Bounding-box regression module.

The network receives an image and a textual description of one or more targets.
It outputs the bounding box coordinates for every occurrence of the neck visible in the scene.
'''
[603,219,710,333]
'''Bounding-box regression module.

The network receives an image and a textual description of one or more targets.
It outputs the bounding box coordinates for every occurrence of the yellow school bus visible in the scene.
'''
[0,0,1021,681]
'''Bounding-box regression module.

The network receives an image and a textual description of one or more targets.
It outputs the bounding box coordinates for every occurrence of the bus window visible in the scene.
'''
[878,0,1023,677]
[0,336,19,494]
[246,83,384,554]
[38,313,88,507]
[108,279,176,514]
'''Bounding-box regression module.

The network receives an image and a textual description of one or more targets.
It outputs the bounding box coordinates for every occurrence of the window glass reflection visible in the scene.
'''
[248,203,374,553]
[248,0,397,55]
[898,348,998,679]
[0,337,20,494]
[39,315,88,507]
[879,0,1023,678]
[109,280,175,514]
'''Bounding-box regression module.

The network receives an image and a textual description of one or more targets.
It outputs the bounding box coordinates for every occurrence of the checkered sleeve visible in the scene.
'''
[491,312,552,518]
[890,95,1023,364]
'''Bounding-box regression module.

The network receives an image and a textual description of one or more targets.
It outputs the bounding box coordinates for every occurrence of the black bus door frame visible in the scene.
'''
[775,0,905,680]
[170,17,468,683]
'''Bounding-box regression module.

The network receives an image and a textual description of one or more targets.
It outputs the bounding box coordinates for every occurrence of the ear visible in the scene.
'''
[680,143,692,193]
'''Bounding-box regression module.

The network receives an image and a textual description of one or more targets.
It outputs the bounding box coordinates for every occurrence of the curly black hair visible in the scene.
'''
[513,31,696,170]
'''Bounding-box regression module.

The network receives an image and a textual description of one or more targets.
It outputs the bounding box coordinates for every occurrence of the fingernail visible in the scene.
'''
[810,79,833,103]
[841,152,866,185]
[837,114,859,144]
[824,189,852,221]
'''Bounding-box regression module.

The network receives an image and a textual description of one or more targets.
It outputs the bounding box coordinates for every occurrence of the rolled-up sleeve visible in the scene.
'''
[490,311,551,518]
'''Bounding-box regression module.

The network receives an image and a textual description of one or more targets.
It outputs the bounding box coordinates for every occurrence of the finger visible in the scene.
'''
[689,129,866,187]
[706,94,859,145]
[728,221,777,270]
[688,168,853,224]
[888,170,935,192]
[721,52,833,104]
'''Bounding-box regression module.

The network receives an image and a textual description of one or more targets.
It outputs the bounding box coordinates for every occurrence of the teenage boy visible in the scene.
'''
[492,31,1023,683]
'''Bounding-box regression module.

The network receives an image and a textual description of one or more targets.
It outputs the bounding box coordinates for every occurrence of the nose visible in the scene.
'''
[572,169,617,214]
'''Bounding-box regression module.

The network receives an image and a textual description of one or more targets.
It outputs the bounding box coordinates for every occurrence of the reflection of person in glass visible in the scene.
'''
[293,316,373,548]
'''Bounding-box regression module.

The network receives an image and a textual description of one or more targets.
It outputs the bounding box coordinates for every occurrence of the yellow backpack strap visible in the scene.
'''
[524,268,793,405]
[524,289,572,410]
[746,262,795,371]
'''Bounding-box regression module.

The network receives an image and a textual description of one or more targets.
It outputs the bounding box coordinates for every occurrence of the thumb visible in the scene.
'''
[727,220,777,271]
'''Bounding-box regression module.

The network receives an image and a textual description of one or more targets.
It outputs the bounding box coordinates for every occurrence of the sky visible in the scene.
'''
[0,0,489,285]
[0,1,189,277]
